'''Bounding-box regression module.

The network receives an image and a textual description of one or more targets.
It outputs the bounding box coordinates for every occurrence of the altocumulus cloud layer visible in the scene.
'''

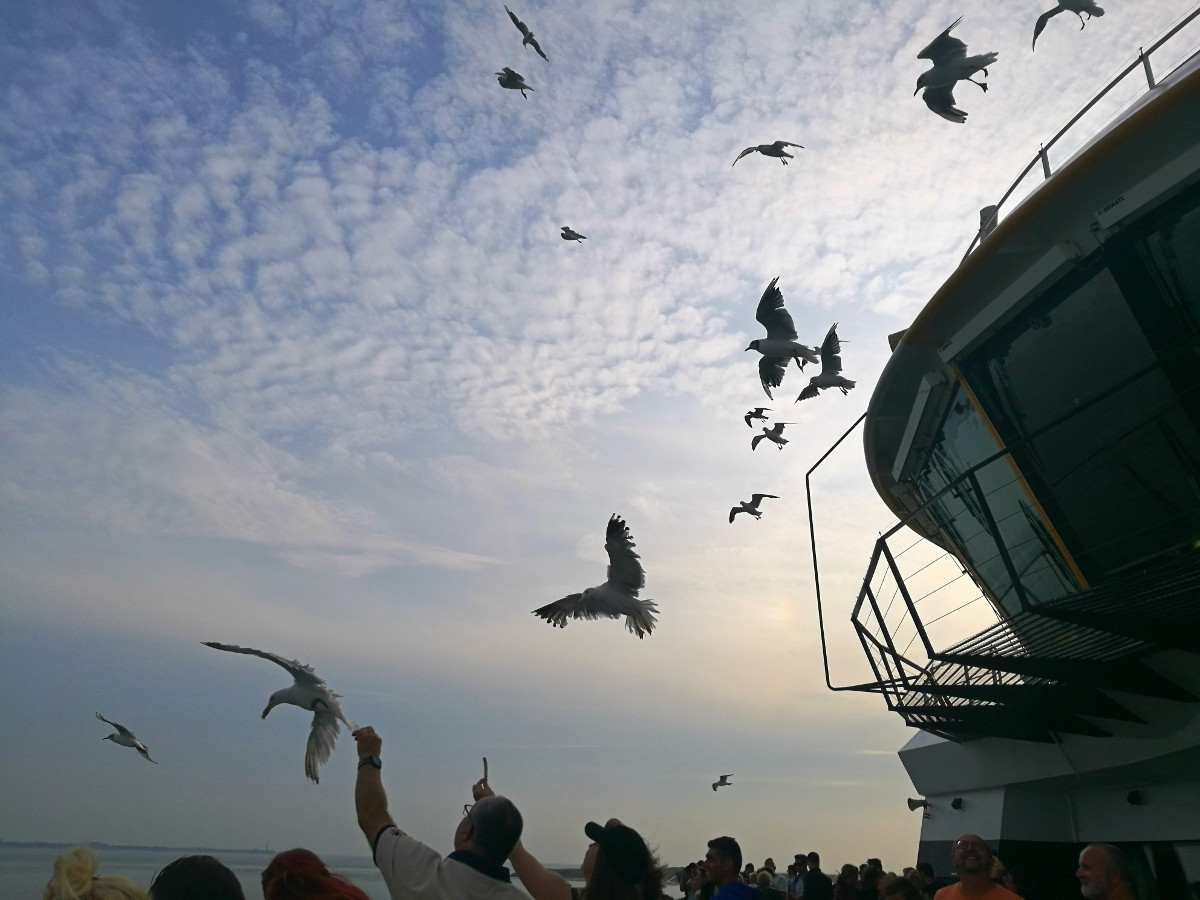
[1,0,1196,867]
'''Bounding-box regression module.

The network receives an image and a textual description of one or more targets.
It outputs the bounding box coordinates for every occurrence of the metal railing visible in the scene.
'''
[963,5,1200,261]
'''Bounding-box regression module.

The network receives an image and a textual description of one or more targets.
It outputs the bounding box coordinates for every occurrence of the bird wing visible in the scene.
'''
[136,743,157,764]
[604,514,645,593]
[529,36,548,60]
[819,323,843,375]
[918,17,966,64]
[751,433,766,451]
[1031,8,1062,49]
[922,85,967,123]
[304,709,341,784]
[755,277,798,340]
[203,642,324,687]
[95,712,133,737]
[729,507,742,523]
[731,147,758,166]
[771,141,803,150]
[744,412,754,427]
[797,383,821,402]
[505,6,532,38]
[532,592,622,627]
[749,494,779,508]
[758,355,788,399]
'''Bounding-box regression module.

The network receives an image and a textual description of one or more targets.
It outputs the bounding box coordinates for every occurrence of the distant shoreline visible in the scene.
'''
[0,840,275,856]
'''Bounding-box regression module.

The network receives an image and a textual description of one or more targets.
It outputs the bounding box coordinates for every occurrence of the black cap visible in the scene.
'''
[585,820,652,885]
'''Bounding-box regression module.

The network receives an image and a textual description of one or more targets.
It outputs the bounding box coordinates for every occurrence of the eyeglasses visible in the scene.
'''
[955,840,988,850]
[462,803,473,819]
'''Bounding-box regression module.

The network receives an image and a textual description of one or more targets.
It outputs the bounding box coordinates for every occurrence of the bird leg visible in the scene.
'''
[780,159,788,165]
[1075,12,1088,28]
[968,77,988,92]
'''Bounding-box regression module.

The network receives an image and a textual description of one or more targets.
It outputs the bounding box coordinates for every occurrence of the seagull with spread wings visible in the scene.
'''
[532,515,659,639]
[496,67,533,98]
[732,140,804,167]
[203,642,355,784]
[797,323,855,401]
[751,422,795,451]
[95,712,157,763]
[561,226,587,242]
[729,494,779,523]
[505,6,548,60]
[712,774,733,791]
[915,18,998,123]
[1033,1,1105,50]
[744,407,770,428]
[745,278,819,399]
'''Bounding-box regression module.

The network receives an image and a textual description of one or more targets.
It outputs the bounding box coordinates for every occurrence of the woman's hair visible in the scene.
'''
[150,855,244,900]
[43,845,148,900]
[261,849,369,900]
[586,839,665,900]
[878,873,923,900]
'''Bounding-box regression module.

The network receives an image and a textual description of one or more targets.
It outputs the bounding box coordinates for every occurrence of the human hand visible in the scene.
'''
[472,777,495,801]
[353,726,382,758]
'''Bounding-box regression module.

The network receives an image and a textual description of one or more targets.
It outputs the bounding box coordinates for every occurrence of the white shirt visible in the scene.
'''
[373,825,527,900]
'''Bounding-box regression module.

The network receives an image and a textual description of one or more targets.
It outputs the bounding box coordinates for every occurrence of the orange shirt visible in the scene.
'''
[933,884,1023,900]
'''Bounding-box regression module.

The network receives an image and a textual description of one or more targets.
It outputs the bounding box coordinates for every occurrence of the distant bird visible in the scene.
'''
[95,712,157,764]
[797,323,856,401]
[1033,1,1105,50]
[505,6,549,60]
[746,277,820,399]
[203,642,355,784]
[915,18,998,122]
[744,407,770,428]
[532,514,659,639]
[729,494,779,523]
[712,774,733,791]
[496,67,533,97]
[752,422,795,451]
[732,141,804,166]
[561,226,587,242]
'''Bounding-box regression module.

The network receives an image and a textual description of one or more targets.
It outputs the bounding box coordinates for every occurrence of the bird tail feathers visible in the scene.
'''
[625,599,659,639]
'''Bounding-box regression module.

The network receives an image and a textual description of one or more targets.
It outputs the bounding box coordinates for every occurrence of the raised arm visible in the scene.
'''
[354,727,395,847]
[471,776,572,900]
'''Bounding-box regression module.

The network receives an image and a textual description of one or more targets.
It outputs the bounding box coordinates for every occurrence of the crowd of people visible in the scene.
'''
[41,724,1143,900]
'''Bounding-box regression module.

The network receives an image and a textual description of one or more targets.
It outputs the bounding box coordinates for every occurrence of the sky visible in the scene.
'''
[2,0,1198,876]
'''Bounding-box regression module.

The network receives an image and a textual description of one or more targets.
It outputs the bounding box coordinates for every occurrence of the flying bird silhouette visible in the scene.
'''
[797,324,856,401]
[532,515,659,639]
[496,67,533,97]
[1033,1,1105,50]
[712,774,733,791]
[561,226,587,242]
[729,494,779,523]
[915,18,997,122]
[746,277,819,399]
[744,407,770,428]
[732,141,804,166]
[203,642,355,784]
[505,6,548,60]
[95,712,157,763]
[752,422,795,451]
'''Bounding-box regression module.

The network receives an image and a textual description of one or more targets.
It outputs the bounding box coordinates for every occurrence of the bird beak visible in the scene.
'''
[913,86,920,96]
[261,706,272,719]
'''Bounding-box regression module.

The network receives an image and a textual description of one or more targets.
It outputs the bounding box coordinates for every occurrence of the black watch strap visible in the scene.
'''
[358,755,382,770]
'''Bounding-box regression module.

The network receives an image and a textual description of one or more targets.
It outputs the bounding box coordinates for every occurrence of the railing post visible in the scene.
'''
[1039,145,1052,179]
[1140,48,1155,88]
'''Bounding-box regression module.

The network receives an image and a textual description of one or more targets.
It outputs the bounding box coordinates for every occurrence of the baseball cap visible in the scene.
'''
[584,820,652,885]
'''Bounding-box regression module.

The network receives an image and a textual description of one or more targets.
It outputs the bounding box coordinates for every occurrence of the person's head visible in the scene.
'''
[915,862,935,885]
[867,858,883,872]
[150,855,245,900]
[764,858,777,873]
[705,837,743,886]
[44,846,148,900]
[839,863,859,884]
[950,835,993,878]
[787,865,797,879]
[862,867,883,890]
[794,854,808,873]
[261,849,369,900]
[1078,844,1133,899]
[806,852,821,871]
[582,819,663,900]
[878,873,923,900]
[456,795,523,863]
[757,871,774,888]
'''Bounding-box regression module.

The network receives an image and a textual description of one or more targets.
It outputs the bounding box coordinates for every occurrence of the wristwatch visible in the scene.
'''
[358,755,382,770]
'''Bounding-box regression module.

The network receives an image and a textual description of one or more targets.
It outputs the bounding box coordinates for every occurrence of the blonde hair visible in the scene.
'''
[43,845,148,900]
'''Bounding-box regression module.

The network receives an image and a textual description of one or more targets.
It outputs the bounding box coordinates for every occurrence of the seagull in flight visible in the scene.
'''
[797,323,855,401]
[496,67,533,97]
[203,642,356,784]
[915,18,997,122]
[729,494,779,523]
[732,141,804,166]
[746,277,820,399]
[532,515,659,639]
[752,422,795,451]
[712,774,733,791]
[1033,1,1105,50]
[95,713,157,763]
[744,407,770,428]
[561,226,587,242]
[505,6,548,60]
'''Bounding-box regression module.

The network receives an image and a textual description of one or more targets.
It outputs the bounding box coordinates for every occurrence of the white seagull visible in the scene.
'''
[752,422,795,451]
[744,407,770,428]
[797,323,855,401]
[532,515,659,639]
[915,18,998,123]
[729,494,779,523]
[1033,1,1105,50]
[732,140,804,167]
[95,712,157,763]
[496,67,533,97]
[203,642,356,784]
[505,6,548,60]
[746,277,820,399]
[561,226,587,242]
[712,774,733,791]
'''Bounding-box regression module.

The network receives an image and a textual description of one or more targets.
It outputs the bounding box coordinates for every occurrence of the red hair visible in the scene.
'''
[261,849,369,900]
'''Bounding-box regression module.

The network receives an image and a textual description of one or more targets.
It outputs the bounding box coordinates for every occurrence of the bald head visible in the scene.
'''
[951,835,992,877]
[459,795,523,863]
[1078,844,1132,899]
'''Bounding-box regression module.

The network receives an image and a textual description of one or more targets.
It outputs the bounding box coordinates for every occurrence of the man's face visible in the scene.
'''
[1077,846,1114,899]
[704,847,733,884]
[951,835,992,876]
